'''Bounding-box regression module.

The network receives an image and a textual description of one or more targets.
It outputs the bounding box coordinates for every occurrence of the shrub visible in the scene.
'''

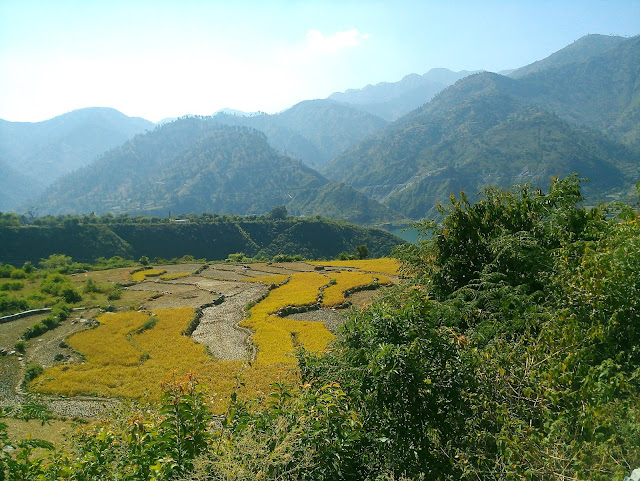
[25,363,44,383]
[0,280,24,291]
[14,341,25,354]
[9,269,27,279]
[60,287,82,303]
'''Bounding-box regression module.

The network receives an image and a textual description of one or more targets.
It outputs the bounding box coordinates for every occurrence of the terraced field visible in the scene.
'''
[0,259,398,416]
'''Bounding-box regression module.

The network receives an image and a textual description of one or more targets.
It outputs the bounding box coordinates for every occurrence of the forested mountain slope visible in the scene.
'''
[0,213,403,265]
[31,118,402,225]
[213,99,388,169]
[510,33,626,78]
[324,36,640,219]
[0,160,36,211]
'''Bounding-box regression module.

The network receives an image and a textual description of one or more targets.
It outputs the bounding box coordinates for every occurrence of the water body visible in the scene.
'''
[387,226,419,243]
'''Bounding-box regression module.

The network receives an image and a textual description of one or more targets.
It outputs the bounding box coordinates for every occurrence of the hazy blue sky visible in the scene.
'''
[1,0,638,122]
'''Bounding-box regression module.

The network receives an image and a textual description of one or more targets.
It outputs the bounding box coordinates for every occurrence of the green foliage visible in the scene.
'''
[0,294,28,315]
[9,269,26,279]
[0,215,402,266]
[0,280,23,292]
[22,303,70,340]
[269,205,288,220]
[139,255,150,266]
[21,261,34,274]
[355,244,368,259]
[39,254,74,271]
[13,341,25,354]
[24,364,44,383]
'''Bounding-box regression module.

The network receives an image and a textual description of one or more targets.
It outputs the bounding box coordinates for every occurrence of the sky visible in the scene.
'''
[1,0,638,123]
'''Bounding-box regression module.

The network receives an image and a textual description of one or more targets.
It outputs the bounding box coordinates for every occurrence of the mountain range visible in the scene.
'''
[0,107,153,210]
[1,33,638,227]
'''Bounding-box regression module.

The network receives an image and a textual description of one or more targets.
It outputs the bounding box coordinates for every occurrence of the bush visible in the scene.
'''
[0,280,24,291]
[24,363,43,383]
[9,269,27,279]
[60,287,82,304]
[14,341,25,354]
[0,295,28,314]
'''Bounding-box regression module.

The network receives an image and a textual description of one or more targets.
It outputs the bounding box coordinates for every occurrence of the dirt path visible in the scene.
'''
[192,283,268,361]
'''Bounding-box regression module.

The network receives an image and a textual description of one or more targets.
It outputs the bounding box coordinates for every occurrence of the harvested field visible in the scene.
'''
[192,284,268,361]
[3,417,75,447]
[286,308,347,333]
[127,281,217,309]
[2,259,396,418]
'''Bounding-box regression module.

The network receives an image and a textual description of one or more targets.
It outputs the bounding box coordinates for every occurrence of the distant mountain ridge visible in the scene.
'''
[0,107,153,210]
[212,99,388,170]
[510,34,627,78]
[328,68,478,120]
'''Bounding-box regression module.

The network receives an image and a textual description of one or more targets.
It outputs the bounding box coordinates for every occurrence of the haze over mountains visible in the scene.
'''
[0,108,153,210]
[1,34,638,226]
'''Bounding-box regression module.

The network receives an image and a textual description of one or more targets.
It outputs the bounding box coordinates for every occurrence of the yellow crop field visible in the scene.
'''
[29,261,395,411]
[33,307,241,412]
[241,271,334,365]
[242,274,289,285]
[159,272,191,280]
[311,258,400,276]
[323,271,391,307]
[131,269,167,282]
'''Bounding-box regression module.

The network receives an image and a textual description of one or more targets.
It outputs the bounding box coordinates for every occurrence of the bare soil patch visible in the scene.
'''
[192,284,268,361]
[286,308,347,333]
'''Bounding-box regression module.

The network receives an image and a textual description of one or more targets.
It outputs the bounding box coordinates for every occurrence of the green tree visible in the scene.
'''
[269,205,288,220]
[355,244,368,259]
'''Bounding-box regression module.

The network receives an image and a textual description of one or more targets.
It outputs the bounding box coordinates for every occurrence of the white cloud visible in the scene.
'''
[305,28,371,53]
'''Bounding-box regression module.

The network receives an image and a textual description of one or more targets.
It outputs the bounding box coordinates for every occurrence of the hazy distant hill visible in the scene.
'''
[213,99,388,170]
[328,68,478,120]
[324,71,639,220]
[32,118,401,225]
[0,107,153,204]
[0,160,36,211]
[510,34,627,78]
[34,119,323,215]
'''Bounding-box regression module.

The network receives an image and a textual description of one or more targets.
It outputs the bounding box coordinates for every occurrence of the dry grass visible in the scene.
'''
[241,272,334,366]
[131,269,167,282]
[310,258,400,276]
[323,271,390,307]
[159,272,191,280]
[31,308,241,413]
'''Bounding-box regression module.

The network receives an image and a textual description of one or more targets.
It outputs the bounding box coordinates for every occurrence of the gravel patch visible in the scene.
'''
[192,284,268,361]
[43,396,120,419]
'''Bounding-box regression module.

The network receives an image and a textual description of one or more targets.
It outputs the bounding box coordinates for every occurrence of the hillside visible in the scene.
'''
[213,99,388,169]
[0,214,403,265]
[328,68,478,120]
[513,35,640,147]
[0,160,38,211]
[29,118,399,225]
[286,182,406,225]
[324,72,639,219]
[33,119,326,215]
[0,108,153,202]
[510,34,627,78]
